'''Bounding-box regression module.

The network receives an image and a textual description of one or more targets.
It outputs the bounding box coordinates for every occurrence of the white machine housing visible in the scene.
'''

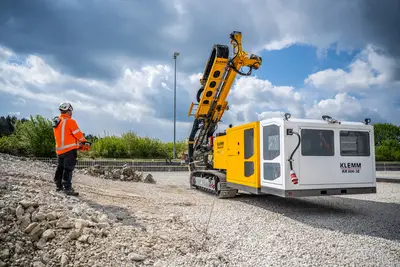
[259,116,376,197]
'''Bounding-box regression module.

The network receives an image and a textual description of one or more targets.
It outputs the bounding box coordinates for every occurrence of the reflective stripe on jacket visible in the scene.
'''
[53,114,87,155]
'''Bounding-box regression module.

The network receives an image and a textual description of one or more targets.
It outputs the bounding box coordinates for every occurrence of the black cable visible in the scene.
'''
[229,62,254,76]
[227,35,257,76]
[289,131,301,170]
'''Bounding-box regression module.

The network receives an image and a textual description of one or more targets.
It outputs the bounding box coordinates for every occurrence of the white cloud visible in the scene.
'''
[305,92,380,122]
[224,76,304,124]
[0,37,399,144]
[304,45,397,91]
[0,46,201,141]
[263,36,298,51]
[299,44,400,123]
[8,111,20,116]
[257,111,286,121]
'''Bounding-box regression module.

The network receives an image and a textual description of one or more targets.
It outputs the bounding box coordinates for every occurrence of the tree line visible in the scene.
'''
[0,115,186,159]
[0,114,399,161]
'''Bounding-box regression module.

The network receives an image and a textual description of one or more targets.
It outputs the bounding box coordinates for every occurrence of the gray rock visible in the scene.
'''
[35,238,47,250]
[19,200,38,208]
[61,254,69,267]
[42,229,55,240]
[32,261,45,267]
[57,219,74,229]
[46,212,57,221]
[143,174,156,184]
[71,206,82,215]
[75,218,94,229]
[42,253,51,264]
[87,235,95,244]
[32,212,46,222]
[24,222,38,234]
[25,206,35,214]
[112,170,121,179]
[128,252,146,261]
[78,234,89,243]
[0,249,9,260]
[15,205,24,218]
[98,213,108,223]
[68,229,81,240]
[29,224,43,237]
[14,242,23,254]
[19,214,31,230]
[55,249,65,256]
[97,222,109,229]
[154,260,168,267]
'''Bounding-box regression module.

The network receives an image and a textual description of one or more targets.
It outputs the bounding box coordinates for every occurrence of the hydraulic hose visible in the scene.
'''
[288,131,301,170]
[288,130,301,185]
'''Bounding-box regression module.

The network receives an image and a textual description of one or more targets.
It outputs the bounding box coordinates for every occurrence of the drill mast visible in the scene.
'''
[187,31,262,172]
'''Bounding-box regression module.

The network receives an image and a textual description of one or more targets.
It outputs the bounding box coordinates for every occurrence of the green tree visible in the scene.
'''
[373,123,400,161]
[13,115,56,157]
[375,139,400,161]
[373,123,400,146]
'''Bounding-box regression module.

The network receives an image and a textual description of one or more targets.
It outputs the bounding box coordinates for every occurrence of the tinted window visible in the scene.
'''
[245,162,254,177]
[263,163,280,181]
[244,128,254,159]
[263,125,280,160]
[340,131,370,156]
[301,129,334,156]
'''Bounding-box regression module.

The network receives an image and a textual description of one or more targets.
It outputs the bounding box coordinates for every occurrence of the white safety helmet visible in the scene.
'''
[59,102,73,112]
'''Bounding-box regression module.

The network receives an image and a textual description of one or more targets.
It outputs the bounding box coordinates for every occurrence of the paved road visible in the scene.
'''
[376,171,400,183]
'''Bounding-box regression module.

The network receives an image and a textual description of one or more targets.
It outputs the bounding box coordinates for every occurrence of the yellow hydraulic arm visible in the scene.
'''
[188,31,262,122]
[187,31,262,171]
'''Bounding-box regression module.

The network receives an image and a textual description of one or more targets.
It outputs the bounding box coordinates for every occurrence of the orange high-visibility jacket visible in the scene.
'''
[53,114,87,155]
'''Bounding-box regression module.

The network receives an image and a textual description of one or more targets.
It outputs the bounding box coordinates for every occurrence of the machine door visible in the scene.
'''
[260,121,283,188]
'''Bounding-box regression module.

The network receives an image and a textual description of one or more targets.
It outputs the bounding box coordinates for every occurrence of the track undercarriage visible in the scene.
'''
[189,169,238,199]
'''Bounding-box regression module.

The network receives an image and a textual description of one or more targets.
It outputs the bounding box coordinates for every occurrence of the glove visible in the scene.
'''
[79,141,92,151]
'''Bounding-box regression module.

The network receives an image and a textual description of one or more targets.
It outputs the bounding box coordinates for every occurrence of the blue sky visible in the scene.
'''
[0,0,399,142]
[257,44,360,88]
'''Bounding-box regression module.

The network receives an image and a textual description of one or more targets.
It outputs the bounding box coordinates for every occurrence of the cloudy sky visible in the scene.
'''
[1,0,399,142]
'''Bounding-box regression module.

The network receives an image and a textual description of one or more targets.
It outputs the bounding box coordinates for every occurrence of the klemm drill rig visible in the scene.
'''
[187,31,376,199]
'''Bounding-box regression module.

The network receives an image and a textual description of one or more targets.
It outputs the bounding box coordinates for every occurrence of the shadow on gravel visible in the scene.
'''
[233,194,400,241]
[84,200,147,232]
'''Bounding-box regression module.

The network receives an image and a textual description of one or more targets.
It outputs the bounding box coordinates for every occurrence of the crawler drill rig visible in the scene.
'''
[187,31,262,198]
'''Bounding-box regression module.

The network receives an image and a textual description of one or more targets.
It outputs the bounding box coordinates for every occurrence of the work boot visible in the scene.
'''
[63,188,79,196]
[56,187,63,192]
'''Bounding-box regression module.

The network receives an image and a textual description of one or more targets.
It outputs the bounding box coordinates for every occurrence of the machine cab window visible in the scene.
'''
[340,131,370,156]
[301,129,334,156]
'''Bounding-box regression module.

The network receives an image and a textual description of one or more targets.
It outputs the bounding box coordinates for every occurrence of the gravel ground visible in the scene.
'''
[1,153,399,267]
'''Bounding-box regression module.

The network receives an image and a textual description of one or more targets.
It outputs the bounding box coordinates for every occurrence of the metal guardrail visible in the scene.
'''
[33,158,400,172]
[35,158,189,172]
[375,163,400,171]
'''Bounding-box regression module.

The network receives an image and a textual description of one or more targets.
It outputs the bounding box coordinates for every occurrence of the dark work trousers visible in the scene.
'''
[54,149,77,190]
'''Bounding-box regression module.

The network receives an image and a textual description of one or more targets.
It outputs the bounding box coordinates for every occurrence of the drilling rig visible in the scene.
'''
[187,31,376,199]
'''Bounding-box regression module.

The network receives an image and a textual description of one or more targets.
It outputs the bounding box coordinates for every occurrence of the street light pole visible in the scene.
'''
[173,52,179,159]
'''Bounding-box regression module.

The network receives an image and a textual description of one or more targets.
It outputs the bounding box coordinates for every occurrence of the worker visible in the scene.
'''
[52,102,87,196]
